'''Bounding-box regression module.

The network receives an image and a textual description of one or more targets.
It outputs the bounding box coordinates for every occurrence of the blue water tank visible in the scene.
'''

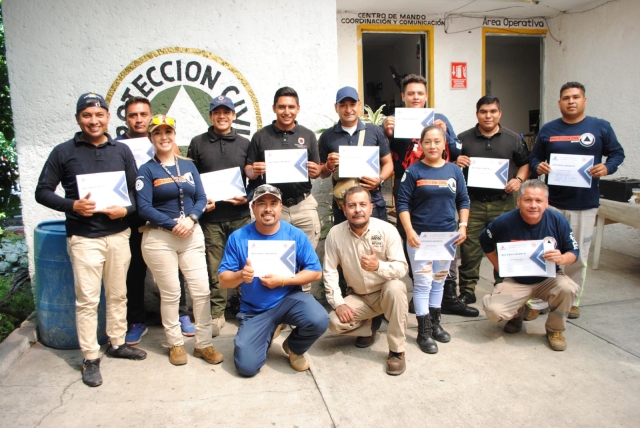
[34,220,108,349]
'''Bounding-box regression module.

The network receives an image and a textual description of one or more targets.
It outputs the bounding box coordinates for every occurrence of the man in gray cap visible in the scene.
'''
[187,95,251,336]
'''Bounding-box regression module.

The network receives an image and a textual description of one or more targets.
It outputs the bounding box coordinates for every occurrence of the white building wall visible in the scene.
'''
[3,0,338,273]
[544,0,640,258]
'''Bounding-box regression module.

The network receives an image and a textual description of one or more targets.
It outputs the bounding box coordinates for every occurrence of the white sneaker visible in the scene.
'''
[211,315,226,337]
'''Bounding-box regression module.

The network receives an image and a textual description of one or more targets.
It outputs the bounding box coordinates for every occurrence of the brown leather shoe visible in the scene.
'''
[547,330,567,351]
[386,351,405,376]
[568,305,580,319]
[194,346,224,364]
[282,337,309,372]
[169,345,187,366]
[504,306,529,334]
[524,309,539,321]
[355,315,383,348]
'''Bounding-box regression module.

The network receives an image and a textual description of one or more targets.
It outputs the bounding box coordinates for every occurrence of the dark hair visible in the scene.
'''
[560,81,585,97]
[124,96,151,114]
[401,74,427,93]
[420,124,446,141]
[344,186,371,204]
[476,95,501,112]
[273,87,299,106]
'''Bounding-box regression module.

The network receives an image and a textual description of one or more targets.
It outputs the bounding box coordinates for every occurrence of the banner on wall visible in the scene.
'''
[451,62,467,89]
[107,48,262,146]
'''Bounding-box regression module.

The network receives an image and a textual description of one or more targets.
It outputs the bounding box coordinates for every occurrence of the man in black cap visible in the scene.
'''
[188,95,251,336]
[35,93,147,387]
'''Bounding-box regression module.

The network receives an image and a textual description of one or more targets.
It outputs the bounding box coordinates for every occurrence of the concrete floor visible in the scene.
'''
[1,247,639,428]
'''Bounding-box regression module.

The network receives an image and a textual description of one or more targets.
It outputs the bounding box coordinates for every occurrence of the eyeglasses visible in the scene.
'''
[151,115,175,126]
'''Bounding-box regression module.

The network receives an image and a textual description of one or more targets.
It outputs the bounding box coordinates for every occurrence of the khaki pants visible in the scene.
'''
[141,225,213,349]
[482,273,579,332]
[281,194,321,293]
[67,228,131,360]
[328,280,407,352]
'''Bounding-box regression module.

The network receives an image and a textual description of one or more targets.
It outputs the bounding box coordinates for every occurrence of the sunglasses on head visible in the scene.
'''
[151,116,175,126]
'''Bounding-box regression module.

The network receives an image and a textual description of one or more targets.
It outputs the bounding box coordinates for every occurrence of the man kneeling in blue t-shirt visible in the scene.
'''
[479,179,579,351]
[218,184,329,376]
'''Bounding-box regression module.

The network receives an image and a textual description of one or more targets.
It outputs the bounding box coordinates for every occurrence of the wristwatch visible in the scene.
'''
[459,222,468,227]
[188,213,199,224]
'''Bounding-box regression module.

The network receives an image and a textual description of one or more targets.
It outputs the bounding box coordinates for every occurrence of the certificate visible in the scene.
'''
[467,157,509,189]
[265,149,308,184]
[120,137,154,168]
[415,232,460,261]
[76,171,132,210]
[393,108,435,139]
[247,240,296,278]
[338,146,379,178]
[548,154,594,188]
[199,167,246,202]
[497,240,556,278]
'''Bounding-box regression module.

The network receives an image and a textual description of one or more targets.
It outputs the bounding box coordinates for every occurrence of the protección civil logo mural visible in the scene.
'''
[107,47,261,147]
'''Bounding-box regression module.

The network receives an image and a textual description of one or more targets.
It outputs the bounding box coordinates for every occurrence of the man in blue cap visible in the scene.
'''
[188,95,252,336]
[318,86,394,224]
[35,93,147,387]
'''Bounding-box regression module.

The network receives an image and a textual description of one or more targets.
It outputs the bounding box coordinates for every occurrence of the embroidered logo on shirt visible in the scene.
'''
[544,236,557,249]
[135,179,144,191]
[447,178,457,193]
[579,133,595,147]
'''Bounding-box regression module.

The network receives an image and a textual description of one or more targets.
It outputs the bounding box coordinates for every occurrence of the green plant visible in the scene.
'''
[0,268,33,343]
[361,104,387,126]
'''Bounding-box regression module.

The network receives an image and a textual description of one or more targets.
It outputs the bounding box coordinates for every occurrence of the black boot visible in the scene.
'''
[408,297,415,314]
[416,315,438,354]
[430,307,451,343]
[441,280,479,317]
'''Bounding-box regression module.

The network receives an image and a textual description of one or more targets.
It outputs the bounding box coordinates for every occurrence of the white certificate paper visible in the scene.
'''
[199,167,246,202]
[247,240,296,278]
[415,232,460,261]
[120,137,154,168]
[394,108,435,139]
[76,171,132,211]
[338,146,380,178]
[265,149,308,184]
[497,240,556,278]
[467,157,509,189]
[548,154,594,188]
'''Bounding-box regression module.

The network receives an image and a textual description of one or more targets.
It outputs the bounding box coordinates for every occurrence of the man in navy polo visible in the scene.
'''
[35,93,147,387]
[318,86,393,224]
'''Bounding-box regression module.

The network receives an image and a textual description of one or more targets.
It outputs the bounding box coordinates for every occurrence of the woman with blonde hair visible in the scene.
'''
[136,114,223,366]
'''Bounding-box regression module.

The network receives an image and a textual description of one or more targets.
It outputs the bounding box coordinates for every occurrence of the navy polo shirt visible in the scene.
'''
[246,121,319,202]
[35,132,137,238]
[318,119,391,207]
[187,127,251,223]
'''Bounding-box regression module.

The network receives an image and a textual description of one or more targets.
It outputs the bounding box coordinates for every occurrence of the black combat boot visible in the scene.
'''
[429,307,451,343]
[441,280,479,317]
[416,315,438,354]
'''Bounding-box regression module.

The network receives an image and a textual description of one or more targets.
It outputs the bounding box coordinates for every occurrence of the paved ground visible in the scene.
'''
[1,247,639,428]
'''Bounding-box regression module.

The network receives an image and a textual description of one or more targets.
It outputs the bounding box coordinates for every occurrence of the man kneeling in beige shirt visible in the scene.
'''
[323,186,409,375]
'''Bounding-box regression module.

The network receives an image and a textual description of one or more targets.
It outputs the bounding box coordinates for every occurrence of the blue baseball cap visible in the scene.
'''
[209,95,236,112]
[336,86,360,103]
[76,93,108,113]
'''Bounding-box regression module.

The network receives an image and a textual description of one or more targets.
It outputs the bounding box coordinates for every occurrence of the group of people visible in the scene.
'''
[34,75,625,387]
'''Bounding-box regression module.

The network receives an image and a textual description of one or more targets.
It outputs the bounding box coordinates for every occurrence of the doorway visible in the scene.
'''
[484,33,544,140]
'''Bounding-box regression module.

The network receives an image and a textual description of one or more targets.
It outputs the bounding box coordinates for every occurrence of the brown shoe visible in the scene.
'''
[568,305,580,319]
[282,337,309,372]
[169,345,187,365]
[211,315,226,337]
[504,306,529,333]
[547,330,567,351]
[355,315,383,348]
[194,346,224,364]
[386,351,405,376]
[524,309,539,321]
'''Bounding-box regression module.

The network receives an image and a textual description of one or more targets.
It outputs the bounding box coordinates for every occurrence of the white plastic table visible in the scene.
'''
[592,199,640,269]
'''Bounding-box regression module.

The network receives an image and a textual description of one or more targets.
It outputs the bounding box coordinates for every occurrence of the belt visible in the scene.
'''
[469,193,508,203]
[282,192,309,208]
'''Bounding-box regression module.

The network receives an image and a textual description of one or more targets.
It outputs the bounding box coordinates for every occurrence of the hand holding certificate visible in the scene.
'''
[414,232,460,260]
[338,146,379,178]
[393,108,435,139]
[120,137,154,168]
[265,149,308,184]
[497,240,555,278]
[548,154,594,188]
[76,171,132,211]
[199,167,246,202]
[247,240,296,278]
[467,157,509,189]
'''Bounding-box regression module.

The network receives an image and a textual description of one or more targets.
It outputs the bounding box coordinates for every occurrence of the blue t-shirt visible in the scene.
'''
[479,209,579,284]
[396,162,470,233]
[218,221,322,314]
[136,158,207,230]
[530,116,625,210]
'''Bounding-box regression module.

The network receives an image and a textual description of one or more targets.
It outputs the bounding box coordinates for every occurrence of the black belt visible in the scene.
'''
[469,193,508,203]
[282,192,309,207]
